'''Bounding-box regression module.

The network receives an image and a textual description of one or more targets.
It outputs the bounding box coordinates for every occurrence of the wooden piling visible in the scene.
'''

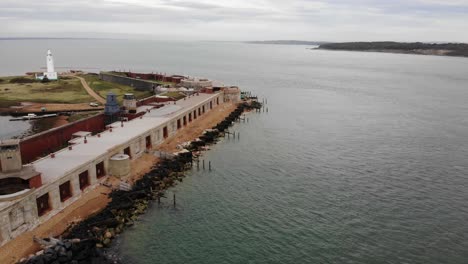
[173,193,176,208]
[209,161,211,171]
[203,160,205,170]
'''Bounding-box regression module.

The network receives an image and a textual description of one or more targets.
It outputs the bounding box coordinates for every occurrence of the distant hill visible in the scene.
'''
[246,40,327,46]
[317,42,468,57]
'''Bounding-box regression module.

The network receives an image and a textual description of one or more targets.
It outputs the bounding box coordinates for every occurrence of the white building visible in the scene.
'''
[36,50,58,81]
[180,77,212,89]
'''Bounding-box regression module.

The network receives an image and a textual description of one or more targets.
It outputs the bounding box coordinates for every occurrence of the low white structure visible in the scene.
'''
[123,93,137,113]
[0,92,225,246]
[223,86,241,103]
[181,78,212,89]
[36,50,58,81]
[108,154,131,178]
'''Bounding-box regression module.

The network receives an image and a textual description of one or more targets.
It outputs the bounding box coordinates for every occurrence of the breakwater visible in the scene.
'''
[19,101,261,264]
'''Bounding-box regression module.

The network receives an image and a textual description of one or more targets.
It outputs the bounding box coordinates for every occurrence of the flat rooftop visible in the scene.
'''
[33,93,218,185]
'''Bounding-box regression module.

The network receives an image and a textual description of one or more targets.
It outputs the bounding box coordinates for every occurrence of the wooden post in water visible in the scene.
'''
[203,160,205,170]
[173,193,176,208]
[197,160,200,170]
[209,161,211,171]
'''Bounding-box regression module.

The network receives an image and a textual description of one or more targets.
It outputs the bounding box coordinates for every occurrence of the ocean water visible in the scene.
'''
[0,115,31,140]
[1,39,468,263]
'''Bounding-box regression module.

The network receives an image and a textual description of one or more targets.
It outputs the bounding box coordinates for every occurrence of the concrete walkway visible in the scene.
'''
[73,76,106,104]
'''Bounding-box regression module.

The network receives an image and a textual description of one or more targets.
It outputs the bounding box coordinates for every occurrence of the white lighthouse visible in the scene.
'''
[36,49,58,81]
[46,50,55,73]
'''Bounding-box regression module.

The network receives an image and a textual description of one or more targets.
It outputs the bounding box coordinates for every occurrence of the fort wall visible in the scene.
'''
[0,92,225,247]
[20,114,106,164]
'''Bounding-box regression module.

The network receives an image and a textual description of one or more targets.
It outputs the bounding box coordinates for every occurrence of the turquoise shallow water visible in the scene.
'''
[1,39,468,263]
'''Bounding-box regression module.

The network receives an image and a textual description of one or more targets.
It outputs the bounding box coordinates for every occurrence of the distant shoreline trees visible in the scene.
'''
[318,42,468,57]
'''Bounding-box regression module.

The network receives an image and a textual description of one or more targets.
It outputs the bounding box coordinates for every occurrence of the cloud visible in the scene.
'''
[0,0,467,42]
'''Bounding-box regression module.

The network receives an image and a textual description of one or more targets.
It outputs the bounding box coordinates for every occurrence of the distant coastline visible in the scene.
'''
[0,37,112,41]
[246,40,327,46]
[316,42,468,58]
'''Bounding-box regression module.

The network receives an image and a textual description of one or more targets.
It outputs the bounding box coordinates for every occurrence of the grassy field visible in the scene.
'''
[148,79,175,87]
[160,91,186,100]
[81,74,153,103]
[67,111,101,123]
[102,71,175,87]
[0,76,94,108]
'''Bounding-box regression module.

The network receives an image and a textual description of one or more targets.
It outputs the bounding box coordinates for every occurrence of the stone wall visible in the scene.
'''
[0,92,225,248]
[99,73,155,91]
[20,114,106,164]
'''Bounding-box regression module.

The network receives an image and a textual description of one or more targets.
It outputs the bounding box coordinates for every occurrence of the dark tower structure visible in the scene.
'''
[104,92,120,125]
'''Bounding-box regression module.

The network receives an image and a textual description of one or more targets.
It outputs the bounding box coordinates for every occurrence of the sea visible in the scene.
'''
[1,39,468,263]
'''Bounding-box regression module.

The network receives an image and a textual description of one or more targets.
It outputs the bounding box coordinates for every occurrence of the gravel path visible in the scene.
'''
[74,76,106,104]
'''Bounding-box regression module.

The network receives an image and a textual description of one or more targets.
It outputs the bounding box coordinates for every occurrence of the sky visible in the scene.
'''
[1,0,468,42]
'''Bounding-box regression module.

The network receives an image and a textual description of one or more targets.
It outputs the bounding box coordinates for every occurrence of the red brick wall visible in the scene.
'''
[155,97,174,103]
[20,114,106,164]
[28,174,43,188]
[137,97,157,106]
[172,77,182,84]
[123,112,145,121]
[137,96,174,106]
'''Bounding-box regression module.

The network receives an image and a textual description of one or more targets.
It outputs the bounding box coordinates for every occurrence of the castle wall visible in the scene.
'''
[20,114,106,164]
[100,73,155,91]
[0,93,225,247]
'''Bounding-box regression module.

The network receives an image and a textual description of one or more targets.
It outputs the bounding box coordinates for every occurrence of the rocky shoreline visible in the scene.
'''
[19,101,262,264]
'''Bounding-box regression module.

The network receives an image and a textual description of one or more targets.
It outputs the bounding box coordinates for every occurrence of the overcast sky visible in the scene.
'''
[1,0,468,42]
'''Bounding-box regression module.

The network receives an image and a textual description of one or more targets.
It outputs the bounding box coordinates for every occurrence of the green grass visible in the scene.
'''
[105,71,127,77]
[160,91,186,100]
[102,71,175,87]
[81,74,153,103]
[0,76,94,108]
[67,111,101,123]
[147,80,175,87]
